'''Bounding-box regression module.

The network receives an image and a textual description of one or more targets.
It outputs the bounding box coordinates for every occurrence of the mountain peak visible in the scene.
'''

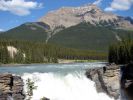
[39,4,103,29]
[39,4,133,30]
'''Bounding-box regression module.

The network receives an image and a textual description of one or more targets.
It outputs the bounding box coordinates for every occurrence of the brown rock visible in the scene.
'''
[0,73,25,100]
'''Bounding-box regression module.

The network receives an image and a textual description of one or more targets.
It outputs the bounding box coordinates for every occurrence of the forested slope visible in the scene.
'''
[0,39,107,64]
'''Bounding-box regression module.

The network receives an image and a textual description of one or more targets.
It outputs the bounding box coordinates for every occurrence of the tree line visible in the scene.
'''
[0,39,107,64]
[108,38,133,64]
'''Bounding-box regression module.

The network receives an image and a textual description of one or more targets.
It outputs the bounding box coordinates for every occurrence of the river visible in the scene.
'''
[0,62,114,100]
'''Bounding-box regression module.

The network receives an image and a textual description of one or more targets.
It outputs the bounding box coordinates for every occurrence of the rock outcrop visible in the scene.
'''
[7,46,18,59]
[86,64,120,99]
[0,73,25,100]
[120,63,133,100]
[41,97,50,100]
[121,63,133,88]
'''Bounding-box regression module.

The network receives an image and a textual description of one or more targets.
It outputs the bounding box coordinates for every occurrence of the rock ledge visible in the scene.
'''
[86,64,120,99]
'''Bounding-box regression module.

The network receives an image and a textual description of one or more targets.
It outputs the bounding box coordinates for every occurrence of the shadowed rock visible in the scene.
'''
[121,63,133,100]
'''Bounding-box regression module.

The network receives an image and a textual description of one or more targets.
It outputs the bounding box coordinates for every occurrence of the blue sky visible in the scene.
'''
[0,0,133,31]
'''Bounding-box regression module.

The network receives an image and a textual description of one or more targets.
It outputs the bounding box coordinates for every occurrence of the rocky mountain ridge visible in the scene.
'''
[39,4,133,30]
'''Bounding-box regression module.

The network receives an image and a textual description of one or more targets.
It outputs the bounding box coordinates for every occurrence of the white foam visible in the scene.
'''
[22,72,114,100]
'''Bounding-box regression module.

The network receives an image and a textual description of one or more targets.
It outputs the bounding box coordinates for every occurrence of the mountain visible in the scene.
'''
[48,22,133,51]
[1,4,133,52]
[0,22,50,41]
[39,4,133,30]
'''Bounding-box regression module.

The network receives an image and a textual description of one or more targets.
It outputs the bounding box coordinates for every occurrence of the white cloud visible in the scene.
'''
[0,29,4,32]
[0,0,43,16]
[105,0,133,11]
[105,7,115,11]
[93,0,103,6]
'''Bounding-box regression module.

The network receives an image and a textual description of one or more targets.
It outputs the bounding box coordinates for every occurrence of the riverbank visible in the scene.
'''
[58,59,103,63]
[0,59,104,67]
[0,64,29,67]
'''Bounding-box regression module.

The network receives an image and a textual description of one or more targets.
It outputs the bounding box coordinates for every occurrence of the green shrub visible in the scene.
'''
[26,78,37,100]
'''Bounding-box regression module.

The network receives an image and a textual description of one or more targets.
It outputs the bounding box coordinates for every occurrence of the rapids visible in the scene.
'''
[0,62,114,100]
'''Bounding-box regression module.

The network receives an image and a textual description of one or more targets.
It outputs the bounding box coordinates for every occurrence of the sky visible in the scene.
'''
[0,0,133,31]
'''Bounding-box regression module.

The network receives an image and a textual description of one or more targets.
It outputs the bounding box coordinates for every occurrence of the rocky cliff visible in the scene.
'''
[0,73,25,100]
[120,63,133,100]
[39,4,133,30]
[86,64,120,100]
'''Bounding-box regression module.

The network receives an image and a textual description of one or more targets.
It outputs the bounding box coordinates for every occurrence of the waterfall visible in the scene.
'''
[22,72,113,100]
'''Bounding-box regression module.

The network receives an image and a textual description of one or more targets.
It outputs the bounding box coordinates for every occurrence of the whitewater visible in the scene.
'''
[0,62,114,100]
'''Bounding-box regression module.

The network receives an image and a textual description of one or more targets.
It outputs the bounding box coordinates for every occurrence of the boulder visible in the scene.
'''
[40,97,50,100]
[86,64,120,100]
[0,73,25,100]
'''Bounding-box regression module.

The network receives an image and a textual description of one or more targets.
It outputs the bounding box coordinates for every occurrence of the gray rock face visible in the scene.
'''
[39,4,133,30]
[0,73,25,100]
[86,64,120,100]
[120,63,133,100]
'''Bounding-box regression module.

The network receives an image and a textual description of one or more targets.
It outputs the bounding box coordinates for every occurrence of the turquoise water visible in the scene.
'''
[0,62,106,75]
